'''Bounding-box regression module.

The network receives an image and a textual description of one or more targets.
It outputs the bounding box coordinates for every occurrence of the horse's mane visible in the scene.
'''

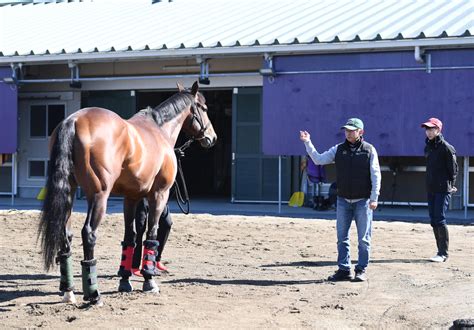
[136,91,194,127]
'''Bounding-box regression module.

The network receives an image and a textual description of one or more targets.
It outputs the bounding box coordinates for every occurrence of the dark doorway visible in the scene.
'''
[136,89,233,198]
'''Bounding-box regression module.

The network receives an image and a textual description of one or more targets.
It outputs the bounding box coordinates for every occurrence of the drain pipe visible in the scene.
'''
[464,157,469,219]
[414,46,425,63]
[12,71,259,84]
[414,46,431,73]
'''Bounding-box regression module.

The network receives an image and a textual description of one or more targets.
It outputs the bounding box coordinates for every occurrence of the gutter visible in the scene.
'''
[0,37,473,65]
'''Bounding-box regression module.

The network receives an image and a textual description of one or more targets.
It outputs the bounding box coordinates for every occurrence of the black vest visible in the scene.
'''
[335,140,372,199]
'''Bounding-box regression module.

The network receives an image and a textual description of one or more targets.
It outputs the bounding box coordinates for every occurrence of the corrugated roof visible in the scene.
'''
[0,0,472,61]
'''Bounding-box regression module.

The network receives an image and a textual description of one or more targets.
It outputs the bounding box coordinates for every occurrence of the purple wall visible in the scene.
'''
[0,67,18,153]
[263,50,474,156]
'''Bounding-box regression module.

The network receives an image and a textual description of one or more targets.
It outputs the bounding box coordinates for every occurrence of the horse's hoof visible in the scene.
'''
[143,280,160,294]
[118,279,133,293]
[89,297,104,307]
[83,290,103,306]
[62,291,77,304]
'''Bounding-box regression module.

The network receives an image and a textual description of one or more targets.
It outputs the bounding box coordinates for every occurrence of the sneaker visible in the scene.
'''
[353,269,367,282]
[429,254,448,262]
[328,269,352,282]
[156,261,168,272]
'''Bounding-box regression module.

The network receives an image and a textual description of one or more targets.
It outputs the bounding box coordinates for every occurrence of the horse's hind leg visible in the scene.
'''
[58,218,76,303]
[117,197,139,293]
[58,184,77,304]
[81,191,108,305]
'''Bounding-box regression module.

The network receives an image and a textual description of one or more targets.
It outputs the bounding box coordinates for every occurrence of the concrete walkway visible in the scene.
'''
[1,196,472,225]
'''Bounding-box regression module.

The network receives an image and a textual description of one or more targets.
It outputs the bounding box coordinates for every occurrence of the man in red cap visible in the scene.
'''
[421,117,458,262]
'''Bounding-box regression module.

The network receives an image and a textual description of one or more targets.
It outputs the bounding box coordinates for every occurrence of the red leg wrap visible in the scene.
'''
[120,246,134,271]
[142,247,155,269]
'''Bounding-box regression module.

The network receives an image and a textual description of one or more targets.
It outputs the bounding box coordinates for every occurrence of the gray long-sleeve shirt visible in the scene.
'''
[304,140,381,202]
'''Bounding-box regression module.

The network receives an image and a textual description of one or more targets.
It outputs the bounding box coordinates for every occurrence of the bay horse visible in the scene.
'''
[38,82,216,305]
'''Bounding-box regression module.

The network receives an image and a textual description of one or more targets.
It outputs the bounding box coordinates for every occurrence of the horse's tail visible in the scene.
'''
[38,117,76,271]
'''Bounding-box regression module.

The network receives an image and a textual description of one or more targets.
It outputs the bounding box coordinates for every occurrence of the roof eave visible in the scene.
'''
[0,37,473,65]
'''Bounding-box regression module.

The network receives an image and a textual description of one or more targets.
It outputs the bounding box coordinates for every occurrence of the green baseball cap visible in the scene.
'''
[341,118,364,130]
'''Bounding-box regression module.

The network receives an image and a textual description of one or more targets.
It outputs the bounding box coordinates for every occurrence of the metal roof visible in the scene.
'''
[0,0,473,63]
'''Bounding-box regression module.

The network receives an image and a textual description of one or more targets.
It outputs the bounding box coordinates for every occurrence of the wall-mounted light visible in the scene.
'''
[68,62,82,88]
[5,63,24,85]
[197,57,210,85]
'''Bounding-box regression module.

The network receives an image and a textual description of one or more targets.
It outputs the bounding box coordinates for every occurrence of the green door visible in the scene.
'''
[81,90,136,119]
[231,87,290,202]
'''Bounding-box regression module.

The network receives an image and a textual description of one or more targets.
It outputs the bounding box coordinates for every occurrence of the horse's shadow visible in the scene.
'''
[163,278,325,286]
[261,261,337,268]
[0,274,58,305]
[371,258,430,264]
[262,258,429,268]
[0,274,57,282]
[0,274,117,306]
[0,289,54,305]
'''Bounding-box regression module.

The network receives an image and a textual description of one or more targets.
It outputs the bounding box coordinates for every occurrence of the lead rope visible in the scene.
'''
[173,139,194,214]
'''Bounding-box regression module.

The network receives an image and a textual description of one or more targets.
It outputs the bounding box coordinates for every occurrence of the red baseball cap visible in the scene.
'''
[421,117,442,131]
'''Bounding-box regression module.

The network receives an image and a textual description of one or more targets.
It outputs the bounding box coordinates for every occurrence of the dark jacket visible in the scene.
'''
[424,134,458,193]
[335,139,373,199]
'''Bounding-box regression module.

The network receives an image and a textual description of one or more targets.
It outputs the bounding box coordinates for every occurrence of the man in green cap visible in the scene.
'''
[299,118,381,282]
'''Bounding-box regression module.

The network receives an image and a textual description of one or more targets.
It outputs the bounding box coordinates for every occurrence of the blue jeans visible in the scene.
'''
[427,192,451,227]
[336,197,373,272]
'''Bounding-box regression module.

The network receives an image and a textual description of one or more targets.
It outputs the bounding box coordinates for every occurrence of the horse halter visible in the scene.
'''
[189,100,209,141]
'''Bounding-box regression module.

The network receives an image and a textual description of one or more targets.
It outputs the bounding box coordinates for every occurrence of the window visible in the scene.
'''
[0,154,13,167]
[30,104,66,138]
[28,160,48,179]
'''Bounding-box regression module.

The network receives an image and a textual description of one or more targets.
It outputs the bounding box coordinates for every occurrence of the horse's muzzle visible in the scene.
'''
[201,135,217,148]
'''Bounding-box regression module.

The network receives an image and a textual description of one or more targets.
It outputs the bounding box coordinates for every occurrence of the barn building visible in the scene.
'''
[0,0,473,211]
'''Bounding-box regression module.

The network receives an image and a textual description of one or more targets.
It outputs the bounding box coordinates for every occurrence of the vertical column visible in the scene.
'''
[464,156,469,219]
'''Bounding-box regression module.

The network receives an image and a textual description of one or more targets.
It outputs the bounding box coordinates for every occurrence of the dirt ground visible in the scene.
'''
[0,210,473,329]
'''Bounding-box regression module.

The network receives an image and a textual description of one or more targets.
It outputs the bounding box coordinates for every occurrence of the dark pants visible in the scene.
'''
[427,192,450,257]
[427,192,451,227]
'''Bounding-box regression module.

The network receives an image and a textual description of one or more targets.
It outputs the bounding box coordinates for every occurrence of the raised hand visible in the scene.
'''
[299,130,311,142]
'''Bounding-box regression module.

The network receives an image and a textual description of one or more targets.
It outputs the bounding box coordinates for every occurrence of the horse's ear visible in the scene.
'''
[191,81,199,95]
[177,82,185,92]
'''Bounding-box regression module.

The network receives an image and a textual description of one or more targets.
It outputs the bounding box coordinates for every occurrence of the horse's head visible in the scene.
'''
[178,81,217,148]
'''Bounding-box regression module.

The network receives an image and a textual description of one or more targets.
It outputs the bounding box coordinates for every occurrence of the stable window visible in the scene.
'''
[0,154,13,167]
[30,104,66,138]
[28,159,48,179]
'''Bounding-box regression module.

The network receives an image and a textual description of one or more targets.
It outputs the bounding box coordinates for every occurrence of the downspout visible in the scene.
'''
[414,46,431,73]
[464,157,469,219]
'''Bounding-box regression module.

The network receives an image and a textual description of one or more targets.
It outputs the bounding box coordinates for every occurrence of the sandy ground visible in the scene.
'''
[0,210,473,329]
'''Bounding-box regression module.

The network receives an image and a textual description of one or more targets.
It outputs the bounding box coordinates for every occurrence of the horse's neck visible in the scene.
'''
[159,108,190,145]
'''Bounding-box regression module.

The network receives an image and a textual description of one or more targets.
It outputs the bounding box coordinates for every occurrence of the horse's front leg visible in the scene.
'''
[81,191,108,305]
[141,190,169,293]
[117,197,138,293]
